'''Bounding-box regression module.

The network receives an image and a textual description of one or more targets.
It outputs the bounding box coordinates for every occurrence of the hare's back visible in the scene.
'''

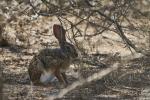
[39,48,66,59]
[37,48,70,69]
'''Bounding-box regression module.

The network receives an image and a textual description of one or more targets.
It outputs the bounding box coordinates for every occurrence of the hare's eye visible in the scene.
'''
[66,46,71,52]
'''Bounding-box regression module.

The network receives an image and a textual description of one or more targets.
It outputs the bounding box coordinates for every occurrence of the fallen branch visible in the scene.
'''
[48,63,119,100]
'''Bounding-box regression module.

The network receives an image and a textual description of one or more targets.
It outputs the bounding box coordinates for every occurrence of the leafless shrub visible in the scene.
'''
[0,0,150,99]
[27,0,150,56]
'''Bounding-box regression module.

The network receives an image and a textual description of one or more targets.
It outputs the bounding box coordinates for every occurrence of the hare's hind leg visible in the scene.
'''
[29,73,42,86]
[28,66,43,86]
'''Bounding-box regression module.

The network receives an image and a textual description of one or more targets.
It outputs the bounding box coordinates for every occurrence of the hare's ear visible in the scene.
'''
[53,24,66,42]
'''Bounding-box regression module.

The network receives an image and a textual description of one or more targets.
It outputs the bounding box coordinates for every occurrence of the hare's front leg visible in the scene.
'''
[54,70,67,87]
[61,72,68,85]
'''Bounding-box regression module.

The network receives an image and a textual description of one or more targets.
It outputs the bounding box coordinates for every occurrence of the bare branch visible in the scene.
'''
[48,63,119,100]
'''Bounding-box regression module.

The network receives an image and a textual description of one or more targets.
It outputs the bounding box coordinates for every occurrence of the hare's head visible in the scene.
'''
[62,42,78,58]
[53,24,78,58]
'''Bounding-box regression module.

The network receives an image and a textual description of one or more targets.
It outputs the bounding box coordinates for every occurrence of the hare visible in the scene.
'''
[28,24,78,87]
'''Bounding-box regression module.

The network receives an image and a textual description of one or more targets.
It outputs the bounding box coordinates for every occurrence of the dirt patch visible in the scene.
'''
[1,46,150,100]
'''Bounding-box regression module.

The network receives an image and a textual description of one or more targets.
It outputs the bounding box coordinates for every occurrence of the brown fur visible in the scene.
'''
[28,24,78,87]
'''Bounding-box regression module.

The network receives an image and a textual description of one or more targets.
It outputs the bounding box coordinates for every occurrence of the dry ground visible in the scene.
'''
[0,16,150,100]
[1,44,150,100]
